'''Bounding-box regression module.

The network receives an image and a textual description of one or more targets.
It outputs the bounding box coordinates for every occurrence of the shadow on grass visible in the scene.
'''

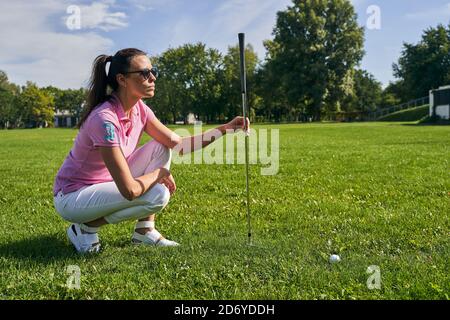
[0,234,83,264]
[400,123,450,126]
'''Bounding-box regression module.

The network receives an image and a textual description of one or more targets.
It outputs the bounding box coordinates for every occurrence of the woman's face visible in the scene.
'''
[121,55,156,99]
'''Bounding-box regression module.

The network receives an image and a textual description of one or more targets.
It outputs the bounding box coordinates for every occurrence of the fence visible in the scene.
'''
[367,96,429,121]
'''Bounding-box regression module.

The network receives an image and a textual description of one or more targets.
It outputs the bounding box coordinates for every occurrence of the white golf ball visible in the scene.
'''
[329,254,341,263]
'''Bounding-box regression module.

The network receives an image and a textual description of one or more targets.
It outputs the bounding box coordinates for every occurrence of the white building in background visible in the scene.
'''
[175,113,197,125]
[187,113,197,124]
[54,102,84,127]
[54,109,76,127]
[430,85,450,120]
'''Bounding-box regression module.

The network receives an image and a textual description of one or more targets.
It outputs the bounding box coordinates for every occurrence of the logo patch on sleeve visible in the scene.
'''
[103,122,115,142]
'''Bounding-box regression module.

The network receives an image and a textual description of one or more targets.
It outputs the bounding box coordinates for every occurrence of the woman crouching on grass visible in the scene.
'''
[53,48,249,253]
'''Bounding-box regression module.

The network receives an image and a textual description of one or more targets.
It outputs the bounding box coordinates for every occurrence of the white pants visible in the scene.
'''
[53,140,172,224]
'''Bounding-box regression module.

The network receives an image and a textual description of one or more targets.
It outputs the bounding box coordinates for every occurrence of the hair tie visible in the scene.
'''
[105,56,113,77]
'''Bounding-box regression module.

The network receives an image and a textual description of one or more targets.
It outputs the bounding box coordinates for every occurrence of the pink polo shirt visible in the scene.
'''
[53,93,156,196]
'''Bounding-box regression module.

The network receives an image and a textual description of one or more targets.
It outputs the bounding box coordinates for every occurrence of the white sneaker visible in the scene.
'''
[67,223,101,253]
[131,221,179,247]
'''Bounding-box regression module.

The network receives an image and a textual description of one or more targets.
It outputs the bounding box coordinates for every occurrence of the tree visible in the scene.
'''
[0,90,16,129]
[381,81,404,108]
[148,43,225,124]
[347,69,382,113]
[263,0,364,120]
[44,86,86,125]
[0,70,19,94]
[18,82,55,128]
[151,46,183,123]
[145,57,175,124]
[393,23,450,100]
[255,59,291,122]
[222,44,260,121]
[0,70,20,128]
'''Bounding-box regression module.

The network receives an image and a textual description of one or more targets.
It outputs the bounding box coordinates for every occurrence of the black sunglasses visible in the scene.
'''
[124,66,159,80]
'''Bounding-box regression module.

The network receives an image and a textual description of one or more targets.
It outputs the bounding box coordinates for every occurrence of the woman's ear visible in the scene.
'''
[116,74,127,88]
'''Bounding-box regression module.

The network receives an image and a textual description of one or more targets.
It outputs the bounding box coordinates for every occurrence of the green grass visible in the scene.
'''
[0,122,449,300]
[378,105,429,122]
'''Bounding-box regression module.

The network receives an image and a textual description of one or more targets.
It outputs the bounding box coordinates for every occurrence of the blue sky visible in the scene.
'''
[0,0,449,89]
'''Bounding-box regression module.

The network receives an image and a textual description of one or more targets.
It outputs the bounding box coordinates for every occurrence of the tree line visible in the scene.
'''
[1,0,449,128]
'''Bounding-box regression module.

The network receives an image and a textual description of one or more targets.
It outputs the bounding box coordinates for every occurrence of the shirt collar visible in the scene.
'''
[111,92,138,121]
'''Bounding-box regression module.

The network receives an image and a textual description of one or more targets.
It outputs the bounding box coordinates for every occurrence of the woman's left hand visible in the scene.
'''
[226,116,250,133]
[160,174,176,195]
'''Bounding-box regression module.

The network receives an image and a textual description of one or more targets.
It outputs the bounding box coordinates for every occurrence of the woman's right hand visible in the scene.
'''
[225,116,250,133]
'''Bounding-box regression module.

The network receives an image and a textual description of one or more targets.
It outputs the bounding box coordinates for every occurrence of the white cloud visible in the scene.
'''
[126,0,156,11]
[125,0,179,12]
[0,1,116,89]
[405,3,450,20]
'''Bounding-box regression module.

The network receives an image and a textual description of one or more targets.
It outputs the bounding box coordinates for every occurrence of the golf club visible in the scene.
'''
[238,33,252,246]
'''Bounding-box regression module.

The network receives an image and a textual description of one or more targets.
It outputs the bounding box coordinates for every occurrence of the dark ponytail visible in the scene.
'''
[78,48,147,128]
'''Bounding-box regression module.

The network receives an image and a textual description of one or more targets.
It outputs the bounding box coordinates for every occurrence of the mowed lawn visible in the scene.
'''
[0,122,448,300]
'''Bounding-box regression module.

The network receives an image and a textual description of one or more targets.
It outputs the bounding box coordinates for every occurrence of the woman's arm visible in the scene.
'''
[145,115,249,155]
[145,117,182,149]
[99,146,170,201]
[177,116,250,155]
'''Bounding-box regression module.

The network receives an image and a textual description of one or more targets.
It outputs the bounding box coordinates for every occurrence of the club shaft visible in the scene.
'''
[238,33,252,245]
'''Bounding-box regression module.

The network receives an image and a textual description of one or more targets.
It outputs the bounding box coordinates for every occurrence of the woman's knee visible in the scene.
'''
[142,183,170,213]
[145,140,170,154]
[150,140,172,165]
